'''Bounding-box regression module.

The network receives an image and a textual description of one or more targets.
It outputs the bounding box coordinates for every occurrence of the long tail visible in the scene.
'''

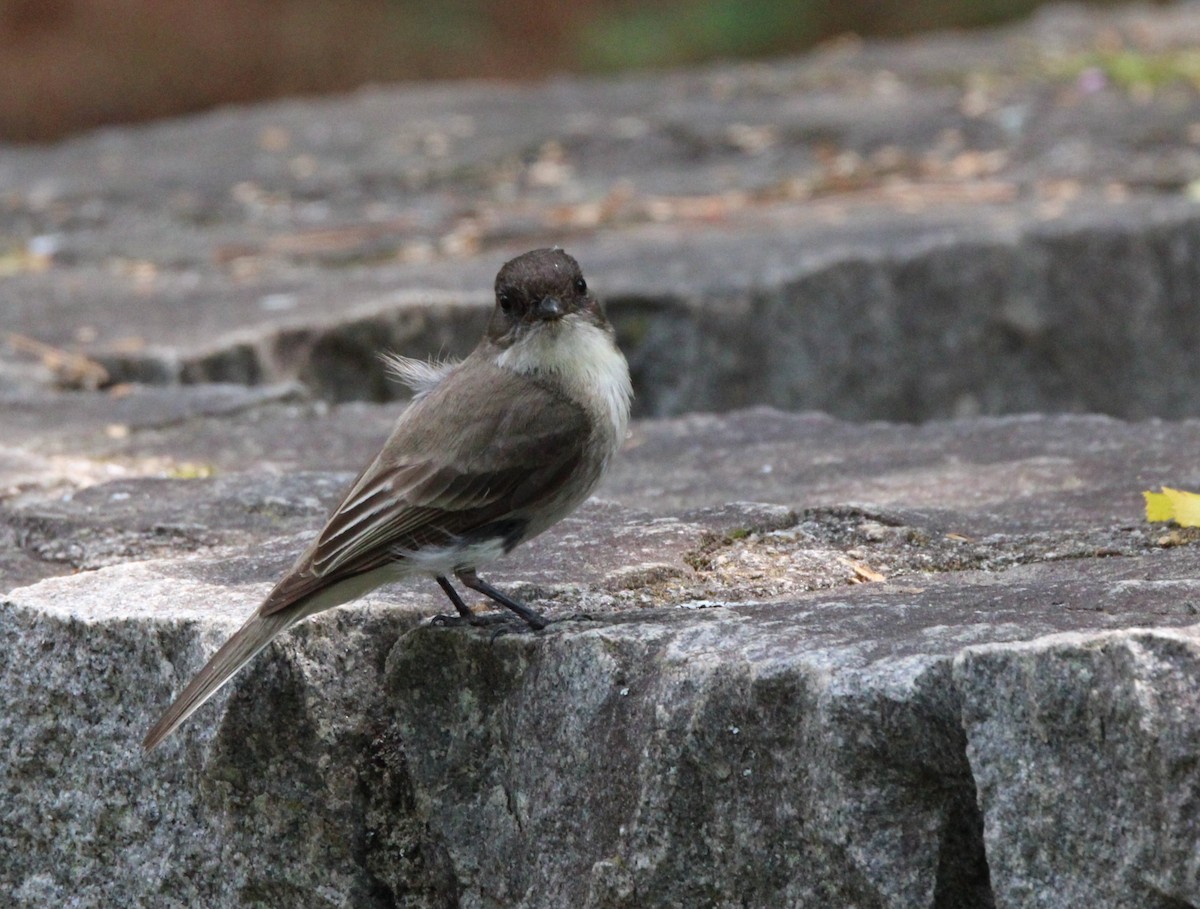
[143,611,296,750]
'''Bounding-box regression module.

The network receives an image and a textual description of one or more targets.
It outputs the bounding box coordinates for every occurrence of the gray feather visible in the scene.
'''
[142,611,295,750]
[381,352,457,400]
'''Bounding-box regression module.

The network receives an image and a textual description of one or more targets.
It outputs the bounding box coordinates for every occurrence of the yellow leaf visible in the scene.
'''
[1144,486,1200,527]
[1167,487,1200,527]
[1145,488,1175,522]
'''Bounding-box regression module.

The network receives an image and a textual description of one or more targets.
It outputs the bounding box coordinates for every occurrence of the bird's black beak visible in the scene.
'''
[536,296,565,321]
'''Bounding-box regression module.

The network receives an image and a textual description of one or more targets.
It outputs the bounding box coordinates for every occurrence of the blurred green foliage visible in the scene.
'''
[572,0,1149,72]
[1050,48,1200,92]
[579,0,823,70]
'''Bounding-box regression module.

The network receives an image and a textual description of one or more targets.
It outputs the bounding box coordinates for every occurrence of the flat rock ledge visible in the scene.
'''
[4,405,1200,908]
[13,5,1200,423]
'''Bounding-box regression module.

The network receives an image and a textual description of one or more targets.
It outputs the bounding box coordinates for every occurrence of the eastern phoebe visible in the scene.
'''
[144,248,632,750]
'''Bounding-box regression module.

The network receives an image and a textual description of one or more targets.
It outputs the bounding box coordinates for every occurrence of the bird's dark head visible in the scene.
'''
[487,248,608,345]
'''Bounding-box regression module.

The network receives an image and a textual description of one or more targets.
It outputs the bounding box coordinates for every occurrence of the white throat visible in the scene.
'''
[495,317,632,441]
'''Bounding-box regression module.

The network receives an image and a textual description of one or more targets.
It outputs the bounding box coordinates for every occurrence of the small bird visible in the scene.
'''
[143,248,632,750]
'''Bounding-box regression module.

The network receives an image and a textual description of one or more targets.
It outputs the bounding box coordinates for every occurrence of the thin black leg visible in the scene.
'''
[456,568,549,630]
[435,575,475,618]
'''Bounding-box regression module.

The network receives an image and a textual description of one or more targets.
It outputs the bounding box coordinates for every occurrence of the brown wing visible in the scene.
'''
[259,361,589,615]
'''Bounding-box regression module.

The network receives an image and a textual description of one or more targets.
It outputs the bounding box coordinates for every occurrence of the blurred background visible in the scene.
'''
[0,0,1160,142]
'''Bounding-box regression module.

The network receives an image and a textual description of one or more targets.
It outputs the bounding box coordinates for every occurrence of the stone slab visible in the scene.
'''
[7,7,1200,418]
[4,405,1200,906]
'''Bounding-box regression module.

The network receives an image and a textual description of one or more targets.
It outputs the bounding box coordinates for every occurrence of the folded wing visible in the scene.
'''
[260,362,591,615]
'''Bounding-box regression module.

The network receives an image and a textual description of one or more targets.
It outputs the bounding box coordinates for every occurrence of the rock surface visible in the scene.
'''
[8,6,1200,419]
[5,402,1200,908]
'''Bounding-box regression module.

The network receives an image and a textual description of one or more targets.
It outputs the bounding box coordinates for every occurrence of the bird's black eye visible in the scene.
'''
[498,292,512,313]
[574,277,587,294]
